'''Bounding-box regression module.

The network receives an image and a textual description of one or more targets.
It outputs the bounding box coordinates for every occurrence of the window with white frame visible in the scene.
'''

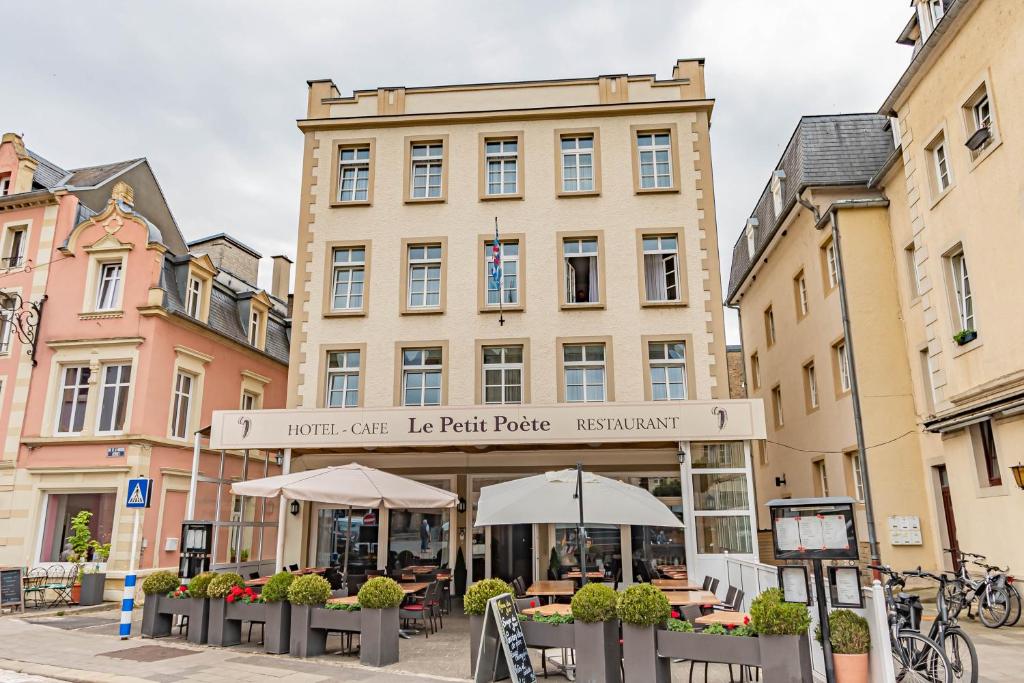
[745,220,757,259]
[4,227,26,269]
[771,385,784,427]
[185,277,203,318]
[642,235,680,302]
[95,262,122,311]
[764,306,776,346]
[905,243,922,297]
[973,94,991,132]
[816,460,830,497]
[337,146,370,202]
[482,345,523,405]
[836,341,851,392]
[770,170,785,217]
[648,341,686,401]
[484,139,518,196]
[331,246,365,311]
[248,310,262,347]
[920,348,937,412]
[750,352,761,390]
[410,143,443,199]
[97,364,131,433]
[691,442,754,554]
[932,138,952,192]
[805,362,818,410]
[56,365,91,434]
[241,390,260,411]
[636,132,673,189]
[795,271,808,317]
[407,244,442,309]
[848,452,865,501]
[950,249,974,331]
[929,0,945,27]
[485,240,519,306]
[563,238,599,304]
[563,343,606,403]
[824,240,839,290]
[402,347,442,406]
[170,371,195,439]
[0,177,9,196]
[0,295,15,354]
[560,135,594,192]
[325,350,360,408]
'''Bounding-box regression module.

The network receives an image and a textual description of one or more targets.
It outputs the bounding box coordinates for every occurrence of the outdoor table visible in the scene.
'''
[525,580,574,604]
[399,582,430,595]
[245,576,272,587]
[521,603,572,618]
[661,590,718,607]
[695,611,750,627]
[562,570,605,580]
[651,579,701,590]
[327,595,359,606]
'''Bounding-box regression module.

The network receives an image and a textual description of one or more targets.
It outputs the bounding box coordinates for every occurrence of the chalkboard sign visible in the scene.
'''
[473,593,536,683]
[0,567,24,612]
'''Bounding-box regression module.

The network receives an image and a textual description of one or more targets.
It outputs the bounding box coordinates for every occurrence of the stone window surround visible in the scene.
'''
[167,345,211,442]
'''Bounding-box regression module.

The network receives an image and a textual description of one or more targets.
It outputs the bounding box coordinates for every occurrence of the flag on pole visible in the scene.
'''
[490,223,502,295]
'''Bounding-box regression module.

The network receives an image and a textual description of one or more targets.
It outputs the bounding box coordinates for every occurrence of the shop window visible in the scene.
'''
[627,475,686,572]
[554,523,620,579]
[691,442,752,555]
[315,508,379,570]
[39,492,115,562]
[388,504,450,569]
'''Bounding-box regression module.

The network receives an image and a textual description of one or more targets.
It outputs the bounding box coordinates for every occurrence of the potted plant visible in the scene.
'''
[355,576,403,666]
[464,578,514,674]
[205,572,247,646]
[140,570,186,638]
[617,583,671,683]
[179,571,215,644]
[257,571,295,654]
[79,539,110,606]
[953,329,978,346]
[66,510,96,604]
[570,583,621,683]
[749,588,813,681]
[287,574,333,657]
[454,547,467,597]
[817,609,870,683]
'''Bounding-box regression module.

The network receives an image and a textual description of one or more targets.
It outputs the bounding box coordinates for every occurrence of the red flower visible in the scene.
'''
[743,615,750,626]
[226,595,235,603]
[529,601,536,608]
[177,585,186,592]
[671,611,680,619]
[726,624,735,631]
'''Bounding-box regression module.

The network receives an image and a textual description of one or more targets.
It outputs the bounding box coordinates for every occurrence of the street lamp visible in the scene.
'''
[1010,463,1024,490]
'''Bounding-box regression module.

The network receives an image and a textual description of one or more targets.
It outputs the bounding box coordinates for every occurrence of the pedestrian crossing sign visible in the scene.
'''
[125,478,152,509]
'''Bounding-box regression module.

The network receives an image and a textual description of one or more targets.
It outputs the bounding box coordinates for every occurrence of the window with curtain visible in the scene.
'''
[691,442,752,554]
[642,235,679,302]
[563,238,599,303]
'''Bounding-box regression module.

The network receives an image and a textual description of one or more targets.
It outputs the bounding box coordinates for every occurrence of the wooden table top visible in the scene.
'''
[525,580,575,597]
[327,595,359,606]
[521,603,572,617]
[651,579,701,590]
[405,565,439,573]
[695,611,750,627]
[661,590,718,606]
[562,571,605,579]
[398,582,430,594]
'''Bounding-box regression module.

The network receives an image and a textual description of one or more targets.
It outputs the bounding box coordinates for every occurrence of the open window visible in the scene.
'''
[563,237,600,305]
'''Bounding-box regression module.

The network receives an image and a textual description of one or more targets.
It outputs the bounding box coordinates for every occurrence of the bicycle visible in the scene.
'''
[944,549,1019,628]
[902,567,978,683]
[869,564,952,683]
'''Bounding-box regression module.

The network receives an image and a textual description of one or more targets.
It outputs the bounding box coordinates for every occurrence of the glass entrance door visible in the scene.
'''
[491,523,533,584]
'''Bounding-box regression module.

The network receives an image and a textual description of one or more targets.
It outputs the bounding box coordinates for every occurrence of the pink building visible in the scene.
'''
[0,133,289,584]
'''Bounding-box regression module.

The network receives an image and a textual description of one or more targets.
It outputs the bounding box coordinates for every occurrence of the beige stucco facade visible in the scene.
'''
[878,0,1024,572]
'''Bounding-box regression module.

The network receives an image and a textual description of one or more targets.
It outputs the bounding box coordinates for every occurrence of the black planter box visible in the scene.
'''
[622,624,671,683]
[79,573,106,606]
[521,619,575,649]
[758,634,813,683]
[141,595,195,639]
[574,620,621,683]
[469,613,484,674]
[657,630,761,666]
[207,599,288,652]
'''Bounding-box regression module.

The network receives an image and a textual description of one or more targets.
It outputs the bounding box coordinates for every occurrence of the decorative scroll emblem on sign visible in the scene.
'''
[238,416,252,439]
[712,406,728,430]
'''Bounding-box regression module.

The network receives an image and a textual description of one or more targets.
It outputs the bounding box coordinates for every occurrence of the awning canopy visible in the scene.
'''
[230,463,458,509]
[474,469,682,528]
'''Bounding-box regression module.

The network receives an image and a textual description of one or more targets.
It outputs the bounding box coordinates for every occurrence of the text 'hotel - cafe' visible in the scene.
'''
[195,60,768,585]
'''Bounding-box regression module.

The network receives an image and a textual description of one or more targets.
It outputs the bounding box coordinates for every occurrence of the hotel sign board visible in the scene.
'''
[209,399,766,450]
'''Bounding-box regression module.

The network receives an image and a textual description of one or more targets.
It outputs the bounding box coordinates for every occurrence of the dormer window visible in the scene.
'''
[770,170,786,217]
[928,0,944,26]
[0,176,9,196]
[95,263,122,311]
[245,293,271,350]
[248,310,260,345]
[185,277,202,318]
[745,219,758,259]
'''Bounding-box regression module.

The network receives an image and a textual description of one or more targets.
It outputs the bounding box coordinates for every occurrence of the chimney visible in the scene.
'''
[271,255,292,302]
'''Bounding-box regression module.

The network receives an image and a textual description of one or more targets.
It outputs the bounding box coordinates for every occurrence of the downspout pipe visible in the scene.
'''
[817,207,882,571]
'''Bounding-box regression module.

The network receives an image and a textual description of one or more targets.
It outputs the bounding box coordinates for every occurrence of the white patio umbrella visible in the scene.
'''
[474,467,682,584]
[231,463,458,585]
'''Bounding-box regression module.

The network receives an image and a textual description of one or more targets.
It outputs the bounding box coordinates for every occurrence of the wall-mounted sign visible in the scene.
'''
[107,447,125,458]
[888,515,923,546]
[209,400,767,450]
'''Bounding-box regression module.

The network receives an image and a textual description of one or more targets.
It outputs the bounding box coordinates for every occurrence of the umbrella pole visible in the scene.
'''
[575,463,587,586]
[343,506,352,593]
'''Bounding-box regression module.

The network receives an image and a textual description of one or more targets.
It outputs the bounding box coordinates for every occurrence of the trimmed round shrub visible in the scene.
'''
[287,574,331,606]
[616,583,671,626]
[816,609,870,654]
[463,578,514,616]
[357,577,404,609]
[571,583,618,623]
[750,588,811,636]
[207,572,245,599]
[261,571,296,603]
[142,570,180,596]
[186,572,216,599]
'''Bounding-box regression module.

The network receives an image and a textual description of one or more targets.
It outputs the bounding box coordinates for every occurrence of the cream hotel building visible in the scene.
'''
[213,59,768,585]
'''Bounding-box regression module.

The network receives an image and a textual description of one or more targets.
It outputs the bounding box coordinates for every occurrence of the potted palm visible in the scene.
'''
[749,588,813,681]
[464,578,514,674]
[570,583,620,683]
[618,583,672,683]
[817,609,870,683]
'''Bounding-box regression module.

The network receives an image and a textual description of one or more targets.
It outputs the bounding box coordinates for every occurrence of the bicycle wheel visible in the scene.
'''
[943,584,967,621]
[1005,584,1022,627]
[978,587,1010,628]
[893,630,952,683]
[942,628,978,683]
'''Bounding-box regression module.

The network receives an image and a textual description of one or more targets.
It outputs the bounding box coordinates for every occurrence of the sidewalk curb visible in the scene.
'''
[0,658,149,683]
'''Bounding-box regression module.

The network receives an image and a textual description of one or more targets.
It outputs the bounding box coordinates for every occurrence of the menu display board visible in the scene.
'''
[778,565,810,605]
[769,499,858,561]
[828,566,864,608]
[0,567,24,612]
[474,593,536,683]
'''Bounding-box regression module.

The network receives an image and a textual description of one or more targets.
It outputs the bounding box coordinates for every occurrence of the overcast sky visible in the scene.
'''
[4,0,912,342]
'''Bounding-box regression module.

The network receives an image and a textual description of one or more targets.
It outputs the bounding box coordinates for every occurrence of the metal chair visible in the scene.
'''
[701,575,713,591]
[248,572,260,580]
[399,582,438,637]
[23,568,47,608]
[708,577,720,596]
[45,565,77,607]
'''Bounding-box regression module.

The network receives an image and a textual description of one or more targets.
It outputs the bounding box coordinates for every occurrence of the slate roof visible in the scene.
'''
[726,114,894,301]
[27,150,69,189]
[65,159,143,188]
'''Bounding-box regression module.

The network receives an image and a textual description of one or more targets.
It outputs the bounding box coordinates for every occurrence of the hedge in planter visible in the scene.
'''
[618,584,672,683]
[206,573,258,648]
[817,609,870,683]
[749,588,813,682]
[355,577,403,666]
[288,575,334,658]
[141,571,190,639]
[571,583,621,683]
[465,579,514,674]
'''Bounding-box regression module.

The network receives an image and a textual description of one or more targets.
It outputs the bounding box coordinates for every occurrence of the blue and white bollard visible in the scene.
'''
[119,573,136,639]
